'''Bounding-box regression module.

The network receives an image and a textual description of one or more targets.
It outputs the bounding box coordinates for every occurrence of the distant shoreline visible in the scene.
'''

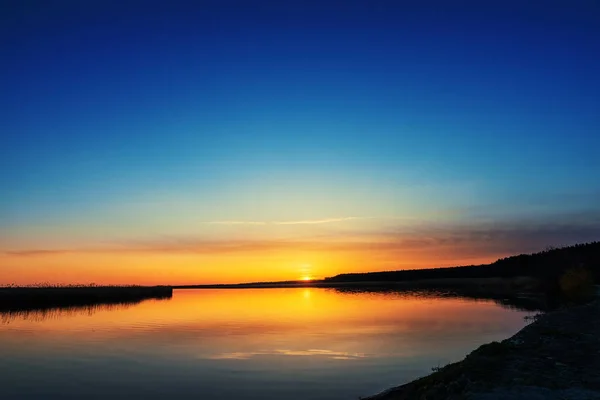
[0,277,548,319]
[175,242,598,293]
[174,276,537,291]
[0,276,546,313]
[4,242,597,299]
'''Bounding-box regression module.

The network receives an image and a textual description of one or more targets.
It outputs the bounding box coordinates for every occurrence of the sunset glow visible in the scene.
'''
[2,3,599,400]
[2,1,599,286]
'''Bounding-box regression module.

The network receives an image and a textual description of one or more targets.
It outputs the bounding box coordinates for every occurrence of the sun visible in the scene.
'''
[301,276,312,281]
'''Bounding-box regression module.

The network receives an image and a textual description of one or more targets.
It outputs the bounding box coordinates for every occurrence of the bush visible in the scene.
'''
[559,267,595,302]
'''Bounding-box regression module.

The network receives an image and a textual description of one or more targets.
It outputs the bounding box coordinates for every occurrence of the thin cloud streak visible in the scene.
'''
[206,221,268,225]
[274,217,361,225]
[204,211,464,227]
[207,349,366,360]
[5,212,600,262]
[4,249,73,257]
[206,217,362,225]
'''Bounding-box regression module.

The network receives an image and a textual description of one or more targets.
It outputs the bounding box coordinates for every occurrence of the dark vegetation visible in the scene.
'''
[326,242,600,305]
[0,286,173,313]
[558,266,596,303]
[327,242,600,284]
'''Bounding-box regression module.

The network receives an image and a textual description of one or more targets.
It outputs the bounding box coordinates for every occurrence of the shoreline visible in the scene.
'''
[362,299,600,400]
[175,276,540,290]
[0,286,173,312]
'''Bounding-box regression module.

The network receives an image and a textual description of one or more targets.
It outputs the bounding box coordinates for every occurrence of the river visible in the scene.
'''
[0,288,535,399]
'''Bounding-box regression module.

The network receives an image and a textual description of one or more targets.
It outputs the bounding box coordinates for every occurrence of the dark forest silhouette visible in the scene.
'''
[325,242,600,284]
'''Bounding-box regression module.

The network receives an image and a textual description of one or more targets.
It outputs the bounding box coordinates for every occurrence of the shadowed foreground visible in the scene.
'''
[0,286,173,312]
[363,299,600,400]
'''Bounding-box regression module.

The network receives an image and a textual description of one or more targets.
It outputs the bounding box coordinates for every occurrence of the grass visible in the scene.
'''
[559,267,596,303]
[0,285,173,312]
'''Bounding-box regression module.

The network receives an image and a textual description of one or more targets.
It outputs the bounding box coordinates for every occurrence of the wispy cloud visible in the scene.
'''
[4,249,73,256]
[5,211,600,264]
[206,217,361,225]
[274,217,361,225]
[206,221,268,225]
[207,349,366,360]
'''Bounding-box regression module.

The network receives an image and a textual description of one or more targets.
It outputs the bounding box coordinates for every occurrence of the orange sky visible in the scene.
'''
[2,0,600,287]
[1,226,506,285]
[2,206,593,285]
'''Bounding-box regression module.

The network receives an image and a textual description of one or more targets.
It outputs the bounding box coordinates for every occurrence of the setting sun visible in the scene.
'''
[2,1,599,399]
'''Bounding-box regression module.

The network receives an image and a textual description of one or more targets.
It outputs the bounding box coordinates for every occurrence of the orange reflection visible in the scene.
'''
[1,289,529,344]
[0,288,534,383]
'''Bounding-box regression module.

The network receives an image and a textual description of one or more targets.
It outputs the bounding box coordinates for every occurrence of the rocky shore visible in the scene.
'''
[363,299,600,400]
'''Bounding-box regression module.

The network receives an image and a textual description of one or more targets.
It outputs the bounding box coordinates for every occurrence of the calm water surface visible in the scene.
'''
[0,289,533,399]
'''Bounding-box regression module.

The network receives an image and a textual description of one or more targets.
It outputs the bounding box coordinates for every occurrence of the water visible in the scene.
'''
[0,288,534,399]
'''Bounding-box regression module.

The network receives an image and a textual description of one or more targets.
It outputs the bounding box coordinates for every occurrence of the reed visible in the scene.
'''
[0,285,173,312]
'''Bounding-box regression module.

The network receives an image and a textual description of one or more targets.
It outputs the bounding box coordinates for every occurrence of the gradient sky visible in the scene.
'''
[2,1,600,285]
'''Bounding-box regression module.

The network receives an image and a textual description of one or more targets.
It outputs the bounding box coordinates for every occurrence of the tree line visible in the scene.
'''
[325,241,600,284]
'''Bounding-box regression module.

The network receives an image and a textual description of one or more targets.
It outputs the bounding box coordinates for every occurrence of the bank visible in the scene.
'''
[0,286,173,312]
[362,299,600,400]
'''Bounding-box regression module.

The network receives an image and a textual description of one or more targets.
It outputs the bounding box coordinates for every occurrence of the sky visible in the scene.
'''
[2,0,600,285]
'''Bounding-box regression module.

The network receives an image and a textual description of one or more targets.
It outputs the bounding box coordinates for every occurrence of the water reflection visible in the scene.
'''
[0,289,535,400]
[330,287,547,312]
[0,299,171,324]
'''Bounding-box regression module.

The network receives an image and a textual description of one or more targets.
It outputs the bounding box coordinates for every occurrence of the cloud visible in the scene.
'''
[273,217,361,225]
[203,211,465,227]
[4,211,600,264]
[206,221,268,225]
[205,217,362,225]
[207,349,366,360]
[4,249,73,257]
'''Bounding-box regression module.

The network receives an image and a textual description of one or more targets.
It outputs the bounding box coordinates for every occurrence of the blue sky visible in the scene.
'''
[1,1,600,283]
